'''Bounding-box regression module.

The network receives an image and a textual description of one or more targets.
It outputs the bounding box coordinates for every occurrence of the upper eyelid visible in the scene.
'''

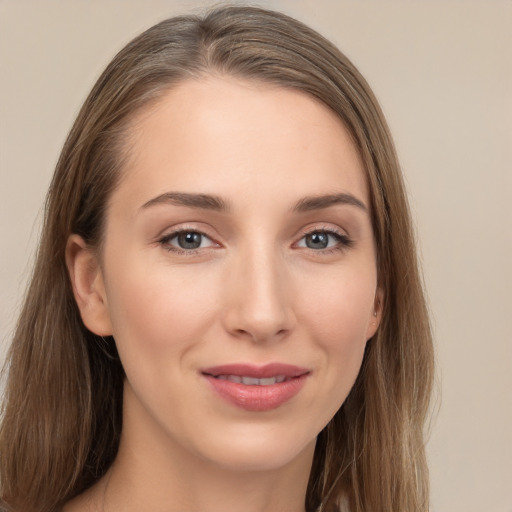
[162,228,210,238]
[296,224,349,238]
[158,224,217,240]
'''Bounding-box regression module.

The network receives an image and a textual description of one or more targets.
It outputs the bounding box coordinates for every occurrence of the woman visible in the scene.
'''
[0,6,433,512]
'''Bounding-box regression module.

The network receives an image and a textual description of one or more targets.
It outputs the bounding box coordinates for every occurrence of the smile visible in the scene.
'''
[201,363,310,411]
[214,375,287,385]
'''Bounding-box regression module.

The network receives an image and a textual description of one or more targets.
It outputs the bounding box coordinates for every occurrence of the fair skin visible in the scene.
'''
[65,76,382,512]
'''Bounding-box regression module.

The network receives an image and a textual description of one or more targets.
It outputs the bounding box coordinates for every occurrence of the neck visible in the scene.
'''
[94,384,315,512]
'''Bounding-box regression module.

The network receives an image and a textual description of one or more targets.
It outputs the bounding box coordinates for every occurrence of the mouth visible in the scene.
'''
[213,375,288,385]
[201,363,310,412]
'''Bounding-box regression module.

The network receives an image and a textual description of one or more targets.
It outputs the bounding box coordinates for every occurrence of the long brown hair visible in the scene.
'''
[0,6,434,511]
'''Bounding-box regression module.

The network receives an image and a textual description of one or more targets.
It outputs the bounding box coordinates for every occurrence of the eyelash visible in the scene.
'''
[157,227,353,255]
[295,228,353,254]
[158,228,216,256]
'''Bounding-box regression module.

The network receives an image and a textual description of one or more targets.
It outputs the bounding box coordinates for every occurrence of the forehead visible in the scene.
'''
[114,76,368,211]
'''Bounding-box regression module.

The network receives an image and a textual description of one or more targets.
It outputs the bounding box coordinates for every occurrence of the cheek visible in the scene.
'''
[301,265,376,343]
[298,267,375,405]
[103,257,222,365]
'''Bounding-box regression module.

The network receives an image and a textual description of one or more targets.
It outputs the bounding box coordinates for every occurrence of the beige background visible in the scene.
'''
[0,1,511,511]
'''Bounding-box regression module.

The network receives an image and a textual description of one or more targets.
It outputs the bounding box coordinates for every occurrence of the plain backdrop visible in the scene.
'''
[0,1,511,511]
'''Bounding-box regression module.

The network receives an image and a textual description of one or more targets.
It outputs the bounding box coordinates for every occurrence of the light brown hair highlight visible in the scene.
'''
[0,6,434,512]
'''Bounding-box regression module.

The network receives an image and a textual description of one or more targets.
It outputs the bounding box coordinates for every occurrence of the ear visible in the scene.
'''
[65,234,113,336]
[366,287,384,340]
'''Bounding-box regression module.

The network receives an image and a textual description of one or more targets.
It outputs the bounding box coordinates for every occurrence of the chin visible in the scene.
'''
[186,422,318,473]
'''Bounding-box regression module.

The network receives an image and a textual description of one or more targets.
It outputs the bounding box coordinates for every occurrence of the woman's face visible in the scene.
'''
[76,76,381,472]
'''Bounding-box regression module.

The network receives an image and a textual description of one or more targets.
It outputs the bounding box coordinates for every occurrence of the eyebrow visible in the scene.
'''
[141,192,229,212]
[140,191,367,214]
[293,193,368,213]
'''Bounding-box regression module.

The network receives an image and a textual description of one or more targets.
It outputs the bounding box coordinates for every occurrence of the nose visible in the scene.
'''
[222,244,296,344]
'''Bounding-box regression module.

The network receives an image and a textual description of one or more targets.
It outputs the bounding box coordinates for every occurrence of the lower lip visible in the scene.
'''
[203,374,308,412]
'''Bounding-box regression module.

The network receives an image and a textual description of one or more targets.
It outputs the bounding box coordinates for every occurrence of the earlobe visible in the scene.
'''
[65,234,113,336]
[366,288,384,340]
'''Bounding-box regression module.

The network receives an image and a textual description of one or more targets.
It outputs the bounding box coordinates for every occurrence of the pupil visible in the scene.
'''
[178,232,202,249]
[306,232,328,249]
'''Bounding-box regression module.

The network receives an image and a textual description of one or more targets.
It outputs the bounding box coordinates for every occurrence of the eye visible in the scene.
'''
[296,230,352,251]
[159,230,216,252]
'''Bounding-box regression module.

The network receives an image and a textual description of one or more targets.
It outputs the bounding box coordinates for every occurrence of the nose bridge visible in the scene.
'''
[223,238,294,342]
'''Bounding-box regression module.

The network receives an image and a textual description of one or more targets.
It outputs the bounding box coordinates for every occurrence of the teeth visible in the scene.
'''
[242,376,260,385]
[215,375,287,385]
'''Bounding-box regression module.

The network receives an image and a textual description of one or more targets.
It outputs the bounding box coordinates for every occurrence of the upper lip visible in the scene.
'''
[201,363,310,379]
